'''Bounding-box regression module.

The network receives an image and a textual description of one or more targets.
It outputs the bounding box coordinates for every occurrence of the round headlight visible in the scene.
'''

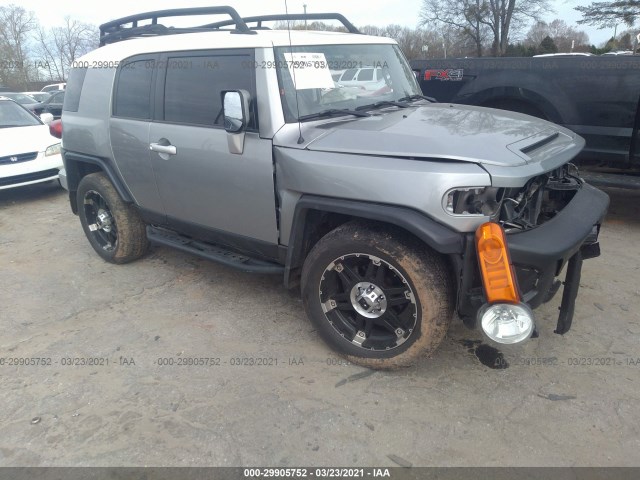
[480,303,534,345]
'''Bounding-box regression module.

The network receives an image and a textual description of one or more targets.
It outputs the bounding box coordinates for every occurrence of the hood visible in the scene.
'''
[287,104,584,167]
[0,124,59,157]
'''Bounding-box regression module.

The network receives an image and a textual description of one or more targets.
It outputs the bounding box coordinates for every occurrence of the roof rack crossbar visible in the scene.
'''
[203,13,361,34]
[99,6,253,46]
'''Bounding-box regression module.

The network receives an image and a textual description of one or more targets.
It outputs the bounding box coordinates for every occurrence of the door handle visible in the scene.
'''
[149,143,177,155]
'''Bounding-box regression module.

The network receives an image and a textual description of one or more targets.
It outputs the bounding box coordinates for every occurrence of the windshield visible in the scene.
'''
[3,93,37,104]
[0,100,41,127]
[274,44,422,122]
[29,93,50,102]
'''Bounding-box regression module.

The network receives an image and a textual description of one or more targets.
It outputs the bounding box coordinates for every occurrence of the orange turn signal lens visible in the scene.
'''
[475,222,520,304]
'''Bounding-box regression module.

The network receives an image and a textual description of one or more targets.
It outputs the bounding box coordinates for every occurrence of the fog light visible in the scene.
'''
[479,303,534,344]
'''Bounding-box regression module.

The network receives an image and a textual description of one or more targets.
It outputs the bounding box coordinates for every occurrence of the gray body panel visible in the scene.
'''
[110,119,163,213]
[273,104,583,169]
[62,67,116,159]
[62,66,141,205]
[254,47,285,139]
[148,125,278,243]
[274,147,491,238]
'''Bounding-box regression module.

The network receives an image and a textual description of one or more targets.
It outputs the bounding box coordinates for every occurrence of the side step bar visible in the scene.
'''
[146,226,284,275]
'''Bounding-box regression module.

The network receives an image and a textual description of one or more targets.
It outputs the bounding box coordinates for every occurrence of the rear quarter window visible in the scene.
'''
[63,67,87,112]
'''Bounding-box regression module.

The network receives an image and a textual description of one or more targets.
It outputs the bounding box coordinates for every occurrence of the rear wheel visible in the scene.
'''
[301,222,453,369]
[77,172,148,264]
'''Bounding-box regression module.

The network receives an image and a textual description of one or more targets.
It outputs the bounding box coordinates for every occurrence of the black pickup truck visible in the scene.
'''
[410,56,640,187]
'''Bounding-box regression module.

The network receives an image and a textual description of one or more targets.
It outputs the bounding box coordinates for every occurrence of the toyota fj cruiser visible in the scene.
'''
[60,7,609,369]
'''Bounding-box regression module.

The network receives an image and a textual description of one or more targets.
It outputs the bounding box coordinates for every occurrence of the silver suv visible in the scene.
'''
[59,7,608,369]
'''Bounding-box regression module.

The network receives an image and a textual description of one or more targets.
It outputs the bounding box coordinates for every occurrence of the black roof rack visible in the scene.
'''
[99,6,255,46]
[204,13,361,34]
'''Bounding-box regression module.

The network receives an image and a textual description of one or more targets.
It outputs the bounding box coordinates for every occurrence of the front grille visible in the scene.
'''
[0,168,59,187]
[0,151,38,165]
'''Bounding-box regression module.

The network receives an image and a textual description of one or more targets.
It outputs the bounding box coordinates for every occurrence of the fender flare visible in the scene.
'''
[283,195,464,287]
[63,150,134,210]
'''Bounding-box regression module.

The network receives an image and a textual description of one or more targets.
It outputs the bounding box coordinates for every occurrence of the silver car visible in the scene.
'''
[59,7,608,369]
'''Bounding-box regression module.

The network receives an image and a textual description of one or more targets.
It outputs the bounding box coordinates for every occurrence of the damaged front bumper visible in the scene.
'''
[456,182,609,338]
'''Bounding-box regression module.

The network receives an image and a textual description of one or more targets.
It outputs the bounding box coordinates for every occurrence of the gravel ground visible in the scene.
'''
[0,182,638,467]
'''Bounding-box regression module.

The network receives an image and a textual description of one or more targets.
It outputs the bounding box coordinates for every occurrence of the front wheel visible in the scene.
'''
[301,222,453,370]
[77,172,148,264]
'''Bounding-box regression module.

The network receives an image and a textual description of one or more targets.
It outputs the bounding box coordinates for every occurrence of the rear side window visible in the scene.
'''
[357,69,374,81]
[163,53,255,129]
[63,67,87,112]
[114,60,153,119]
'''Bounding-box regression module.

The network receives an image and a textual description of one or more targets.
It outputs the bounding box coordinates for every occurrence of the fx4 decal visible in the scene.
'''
[424,69,464,81]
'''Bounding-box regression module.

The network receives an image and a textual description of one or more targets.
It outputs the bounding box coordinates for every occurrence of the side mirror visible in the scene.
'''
[222,90,250,134]
[40,112,54,125]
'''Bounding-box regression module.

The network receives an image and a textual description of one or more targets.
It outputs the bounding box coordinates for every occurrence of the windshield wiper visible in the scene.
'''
[298,109,371,122]
[397,94,437,103]
[355,101,409,112]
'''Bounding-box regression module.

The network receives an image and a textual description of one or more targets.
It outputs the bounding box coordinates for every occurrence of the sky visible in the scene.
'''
[11,0,622,48]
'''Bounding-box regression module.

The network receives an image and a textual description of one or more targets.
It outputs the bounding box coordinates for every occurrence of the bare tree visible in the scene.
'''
[576,1,640,28]
[36,17,97,81]
[525,19,590,52]
[421,0,552,56]
[525,21,549,47]
[0,4,36,87]
[420,0,489,56]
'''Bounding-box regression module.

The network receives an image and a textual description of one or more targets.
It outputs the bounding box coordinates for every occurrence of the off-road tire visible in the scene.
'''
[301,222,453,370]
[77,172,148,264]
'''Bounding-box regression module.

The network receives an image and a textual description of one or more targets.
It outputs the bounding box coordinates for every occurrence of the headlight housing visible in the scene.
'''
[45,143,61,157]
[479,303,534,345]
[443,187,504,216]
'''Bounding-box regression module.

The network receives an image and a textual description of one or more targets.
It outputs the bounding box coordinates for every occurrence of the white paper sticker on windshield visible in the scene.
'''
[283,52,335,90]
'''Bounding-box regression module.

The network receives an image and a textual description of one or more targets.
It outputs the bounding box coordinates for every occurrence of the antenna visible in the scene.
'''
[284,0,305,144]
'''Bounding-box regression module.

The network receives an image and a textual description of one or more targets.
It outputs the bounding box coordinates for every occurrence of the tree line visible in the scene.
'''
[420,0,638,56]
[0,4,96,90]
[1,1,638,90]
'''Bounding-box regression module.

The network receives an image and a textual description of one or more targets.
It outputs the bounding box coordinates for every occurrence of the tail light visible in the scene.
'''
[49,119,62,139]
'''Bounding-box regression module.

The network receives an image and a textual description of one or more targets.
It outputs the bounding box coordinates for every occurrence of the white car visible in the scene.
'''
[0,97,63,190]
[335,66,387,91]
[22,91,52,102]
[41,82,66,92]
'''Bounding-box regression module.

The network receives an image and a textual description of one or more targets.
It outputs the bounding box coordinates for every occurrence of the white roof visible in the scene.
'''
[82,29,396,63]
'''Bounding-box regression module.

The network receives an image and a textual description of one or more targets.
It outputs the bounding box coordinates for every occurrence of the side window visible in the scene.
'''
[357,68,374,81]
[340,68,358,81]
[163,54,256,129]
[113,60,153,119]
